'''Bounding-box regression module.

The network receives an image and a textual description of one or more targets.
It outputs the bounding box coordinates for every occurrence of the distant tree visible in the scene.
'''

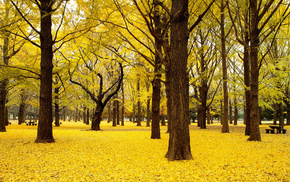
[68,53,123,130]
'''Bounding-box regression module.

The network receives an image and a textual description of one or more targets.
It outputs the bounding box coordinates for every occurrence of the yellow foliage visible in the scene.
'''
[1,122,290,181]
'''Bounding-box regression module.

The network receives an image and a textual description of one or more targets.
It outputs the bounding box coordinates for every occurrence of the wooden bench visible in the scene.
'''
[265,129,274,134]
[279,129,287,134]
[26,121,37,126]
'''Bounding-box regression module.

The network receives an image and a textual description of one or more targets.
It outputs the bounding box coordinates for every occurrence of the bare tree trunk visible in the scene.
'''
[116,94,120,125]
[221,0,229,133]
[83,108,86,124]
[113,96,117,127]
[234,96,238,125]
[137,78,142,126]
[35,0,55,143]
[146,81,151,127]
[132,102,136,123]
[54,87,60,127]
[229,99,233,124]
[248,0,261,141]
[107,101,111,123]
[91,107,103,131]
[243,9,251,136]
[86,108,90,125]
[287,85,290,125]
[165,0,192,161]
[121,82,125,126]
[0,5,9,132]
[165,71,171,133]
[18,102,25,125]
[279,103,284,127]
[63,106,66,121]
[273,104,278,125]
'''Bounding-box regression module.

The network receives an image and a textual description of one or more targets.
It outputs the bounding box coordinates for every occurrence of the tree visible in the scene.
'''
[165,0,193,161]
[68,48,124,130]
[248,0,289,141]
[220,0,229,133]
[10,0,93,142]
[0,0,23,132]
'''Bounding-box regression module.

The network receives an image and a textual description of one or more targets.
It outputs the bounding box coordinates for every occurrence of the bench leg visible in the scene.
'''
[270,130,274,134]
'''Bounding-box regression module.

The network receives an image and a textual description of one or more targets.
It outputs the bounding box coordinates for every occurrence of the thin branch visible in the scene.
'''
[189,0,216,33]
[10,0,40,35]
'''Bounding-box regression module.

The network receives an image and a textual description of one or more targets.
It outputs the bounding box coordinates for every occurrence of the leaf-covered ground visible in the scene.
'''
[1,121,289,181]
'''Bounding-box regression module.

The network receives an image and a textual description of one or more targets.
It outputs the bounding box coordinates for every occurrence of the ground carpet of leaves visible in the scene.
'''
[0,121,290,181]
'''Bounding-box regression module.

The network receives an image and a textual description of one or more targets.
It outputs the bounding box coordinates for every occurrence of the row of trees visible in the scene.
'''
[1,0,290,160]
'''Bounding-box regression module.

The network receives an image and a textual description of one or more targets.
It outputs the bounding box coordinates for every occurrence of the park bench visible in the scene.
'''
[265,126,287,134]
[26,121,37,126]
[279,128,287,134]
[265,128,274,134]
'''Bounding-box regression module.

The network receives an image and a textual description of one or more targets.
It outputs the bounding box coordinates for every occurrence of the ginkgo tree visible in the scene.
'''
[8,0,97,142]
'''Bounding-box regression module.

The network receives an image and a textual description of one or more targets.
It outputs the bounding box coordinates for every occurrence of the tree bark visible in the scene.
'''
[121,82,125,126]
[86,108,90,125]
[0,5,9,132]
[286,85,290,125]
[146,81,151,127]
[243,6,251,136]
[35,0,55,143]
[221,0,229,133]
[229,99,233,124]
[248,0,261,141]
[91,106,103,130]
[137,78,142,126]
[107,101,111,123]
[113,96,117,127]
[165,0,192,161]
[117,94,120,125]
[165,71,171,133]
[54,87,60,127]
[18,102,25,125]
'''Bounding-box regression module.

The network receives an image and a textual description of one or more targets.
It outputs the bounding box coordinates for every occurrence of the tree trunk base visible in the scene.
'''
[35,138,55,143]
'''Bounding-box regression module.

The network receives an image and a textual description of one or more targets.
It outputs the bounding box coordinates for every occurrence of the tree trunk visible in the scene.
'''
[244,9,251,136]
[165,0,192,161]
[107,101,111,123]
[54,87,60,127]
[146,81,151,127]
[286,85,290,125]
[121,82,125,126]
[279,103,284,127]
[165,71,171,133]
[63,107,66,121]
[116,94,120,125]
[229,99,233,124]
[0,7,9,132]
[273,104,278,125]
[83,108,86,124]
[234,96,238,125]
[91,107,103,131]
[86,108,90,125]
[137,78,142,126]
[248,0,261,141]
[132,102,136,123]
[113,96,117,126]
[18,102,26,125]
[35,0,54,143]
[221,0,229,133]
[151,65,161,137]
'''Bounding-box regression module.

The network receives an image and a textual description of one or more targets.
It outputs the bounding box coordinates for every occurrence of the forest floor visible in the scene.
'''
[1,121,289,181]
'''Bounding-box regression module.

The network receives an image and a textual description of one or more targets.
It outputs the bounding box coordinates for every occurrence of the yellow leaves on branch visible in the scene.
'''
[1,122,290,181]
